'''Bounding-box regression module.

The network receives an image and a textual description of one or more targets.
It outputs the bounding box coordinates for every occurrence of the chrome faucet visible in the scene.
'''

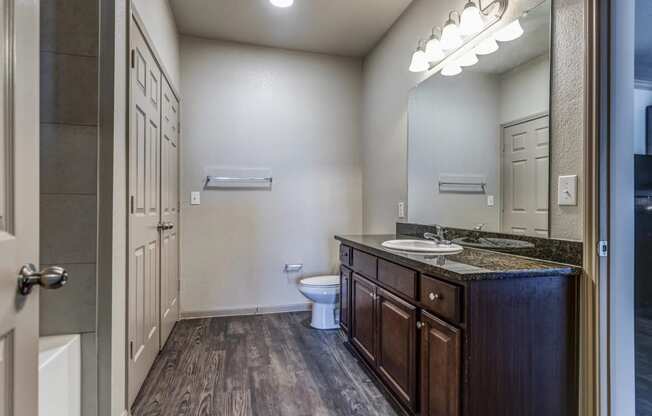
[424,225,450,246]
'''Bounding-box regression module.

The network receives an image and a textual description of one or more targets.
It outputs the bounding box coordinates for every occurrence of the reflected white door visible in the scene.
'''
[0,1,40,415]
[501,115,550,237]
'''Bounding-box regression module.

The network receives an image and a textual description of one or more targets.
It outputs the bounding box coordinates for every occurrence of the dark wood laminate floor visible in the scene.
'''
[132,312,399,416]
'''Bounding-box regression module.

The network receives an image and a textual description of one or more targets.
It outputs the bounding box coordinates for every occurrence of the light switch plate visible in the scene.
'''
[190,191,201,205]
[558,175,578,206]
[398,201,406,219]
[487,195,495,207]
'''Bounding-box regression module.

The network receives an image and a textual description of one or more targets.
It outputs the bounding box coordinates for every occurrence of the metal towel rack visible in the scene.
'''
[204,168,274,189]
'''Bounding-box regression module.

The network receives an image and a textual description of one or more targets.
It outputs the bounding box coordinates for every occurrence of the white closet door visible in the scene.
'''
[128,19,162,406]
[501,115,550,237]
[159,76,179,348]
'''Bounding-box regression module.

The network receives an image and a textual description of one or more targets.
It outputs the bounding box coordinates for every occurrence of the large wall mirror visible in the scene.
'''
[408,0,551,238]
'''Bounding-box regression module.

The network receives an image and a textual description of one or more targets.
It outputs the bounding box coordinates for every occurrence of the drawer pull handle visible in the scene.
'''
[429,292,442,301]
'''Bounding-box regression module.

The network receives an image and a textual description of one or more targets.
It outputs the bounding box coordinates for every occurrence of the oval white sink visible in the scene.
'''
[381,239,463,254]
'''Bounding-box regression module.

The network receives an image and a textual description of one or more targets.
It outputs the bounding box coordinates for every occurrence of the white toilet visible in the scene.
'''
[298,275,340,330]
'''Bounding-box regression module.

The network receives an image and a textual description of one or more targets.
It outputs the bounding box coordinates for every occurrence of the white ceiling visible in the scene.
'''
[169,0,413,57]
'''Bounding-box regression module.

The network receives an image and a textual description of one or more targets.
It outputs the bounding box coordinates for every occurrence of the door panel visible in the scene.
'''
[501,115,550,237]
[377,288,418,411]
[0,1,39,415]
[128,20,161,406]
[159,76,179,347]
[351,273,376,366]
[421,312,461,416]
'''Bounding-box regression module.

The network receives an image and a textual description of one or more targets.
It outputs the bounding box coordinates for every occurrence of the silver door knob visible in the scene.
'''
[17,264,68,296]
[165,222,174,230]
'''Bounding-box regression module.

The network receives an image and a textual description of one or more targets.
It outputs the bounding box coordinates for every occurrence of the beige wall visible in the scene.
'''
[362,0,585,241]
[132,0,180,90]
[179,37,363,315]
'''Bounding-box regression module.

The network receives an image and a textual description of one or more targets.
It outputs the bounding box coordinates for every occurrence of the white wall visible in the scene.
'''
[362,0,585,241]
[634,87,652,154]
[132,0,180,90]
[179,36,363,315]
[408,72,501,231]
[499,55,551,124]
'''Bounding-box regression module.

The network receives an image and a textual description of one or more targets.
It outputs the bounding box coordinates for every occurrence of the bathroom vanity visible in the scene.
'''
[336,234,578,416]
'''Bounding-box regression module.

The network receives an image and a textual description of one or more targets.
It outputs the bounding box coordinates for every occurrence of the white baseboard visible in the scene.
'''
[180,302,312,320]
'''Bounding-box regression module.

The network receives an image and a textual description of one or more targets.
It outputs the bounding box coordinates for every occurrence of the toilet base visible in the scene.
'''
[310,302,339,330]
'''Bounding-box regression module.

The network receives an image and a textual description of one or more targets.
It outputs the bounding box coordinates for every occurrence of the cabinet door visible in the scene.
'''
[420,311,461,416]
[340,267,351,335]
[351,273,377,366]
[377,288,418,411]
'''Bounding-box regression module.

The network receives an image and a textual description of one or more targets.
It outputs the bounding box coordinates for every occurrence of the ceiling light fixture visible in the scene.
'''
[460,1,484,36]
[494,19,524,42]
[270,0,294,8]
[409,42,429,73]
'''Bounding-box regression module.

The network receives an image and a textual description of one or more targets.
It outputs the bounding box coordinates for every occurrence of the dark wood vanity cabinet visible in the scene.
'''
[338,242,577,416]
[420,311,461,416]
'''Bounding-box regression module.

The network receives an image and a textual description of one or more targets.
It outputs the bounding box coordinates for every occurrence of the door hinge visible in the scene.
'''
[129,341,134,359]
[131,49,135,69]
[130,195,135,214]
[598,240,608,257]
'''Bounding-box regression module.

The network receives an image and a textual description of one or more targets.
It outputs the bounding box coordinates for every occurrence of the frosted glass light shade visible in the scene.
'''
[441,63,462,76]
[270,0,294,7]
[495,19,524,42]
[457,52,478,67]
[409,49,429,72]
[460,2,484,36]
[441,20,463,50]
[425,36,445,62]
[475,37,499,55]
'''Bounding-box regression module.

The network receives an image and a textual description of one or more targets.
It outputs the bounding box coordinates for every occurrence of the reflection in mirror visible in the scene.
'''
[408,0,551,238]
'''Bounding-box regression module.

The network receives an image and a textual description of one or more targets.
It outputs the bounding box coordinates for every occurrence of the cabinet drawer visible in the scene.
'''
[352,249,377,279]
[378,259,417,300]
[340,245,352,266]
[420,275,462,323]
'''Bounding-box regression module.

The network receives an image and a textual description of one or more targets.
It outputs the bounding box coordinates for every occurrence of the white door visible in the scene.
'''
[128,20,161,406]
[0,1,64,415]
[501,115,550,237]
[159,77,179,347]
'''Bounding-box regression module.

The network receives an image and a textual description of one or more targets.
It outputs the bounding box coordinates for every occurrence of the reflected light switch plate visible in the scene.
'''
[190,191,201,205]
[487,195,495,207]
[558,175,577,206]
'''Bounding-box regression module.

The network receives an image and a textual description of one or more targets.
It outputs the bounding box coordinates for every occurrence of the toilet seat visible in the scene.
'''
[300,275,339,287]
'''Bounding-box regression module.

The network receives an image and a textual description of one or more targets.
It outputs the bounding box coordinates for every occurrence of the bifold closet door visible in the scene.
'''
[128,21,162,406]
[160,77,180,347]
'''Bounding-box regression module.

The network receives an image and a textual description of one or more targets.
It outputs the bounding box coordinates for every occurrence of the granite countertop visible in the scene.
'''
[335,234,581,282]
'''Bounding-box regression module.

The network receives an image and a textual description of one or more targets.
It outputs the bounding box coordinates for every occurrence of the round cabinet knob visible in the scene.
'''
[416,321,424,330]
[429,292,442,301]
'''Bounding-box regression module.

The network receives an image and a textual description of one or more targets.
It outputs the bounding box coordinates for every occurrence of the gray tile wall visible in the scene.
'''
[39,2,100,414]
[39,0,99,337]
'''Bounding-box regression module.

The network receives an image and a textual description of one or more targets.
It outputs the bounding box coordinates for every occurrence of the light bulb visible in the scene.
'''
[425,35,445,62]
[270,0,294,8]
[441,63,462,77]
[457,52,478,67]
[475,37,499,55]
[409,49,429,73]
[460,2,484,36]
[441,19,463,51]
[495,19,524,42]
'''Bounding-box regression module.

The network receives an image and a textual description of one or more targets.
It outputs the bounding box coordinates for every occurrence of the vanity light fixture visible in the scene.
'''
[425,29,445,62]
[407,0,509,75]
[474,37,499,55]
[494,19,524,42]
[409,42,429,73]
[441,62,463,77]
[457,51,479,67]
[441,12,464,51]
[270,0,294,8]
[460,1,485,36]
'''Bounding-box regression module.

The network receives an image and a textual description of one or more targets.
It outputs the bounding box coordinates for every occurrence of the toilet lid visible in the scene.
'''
[300,275,339,287]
